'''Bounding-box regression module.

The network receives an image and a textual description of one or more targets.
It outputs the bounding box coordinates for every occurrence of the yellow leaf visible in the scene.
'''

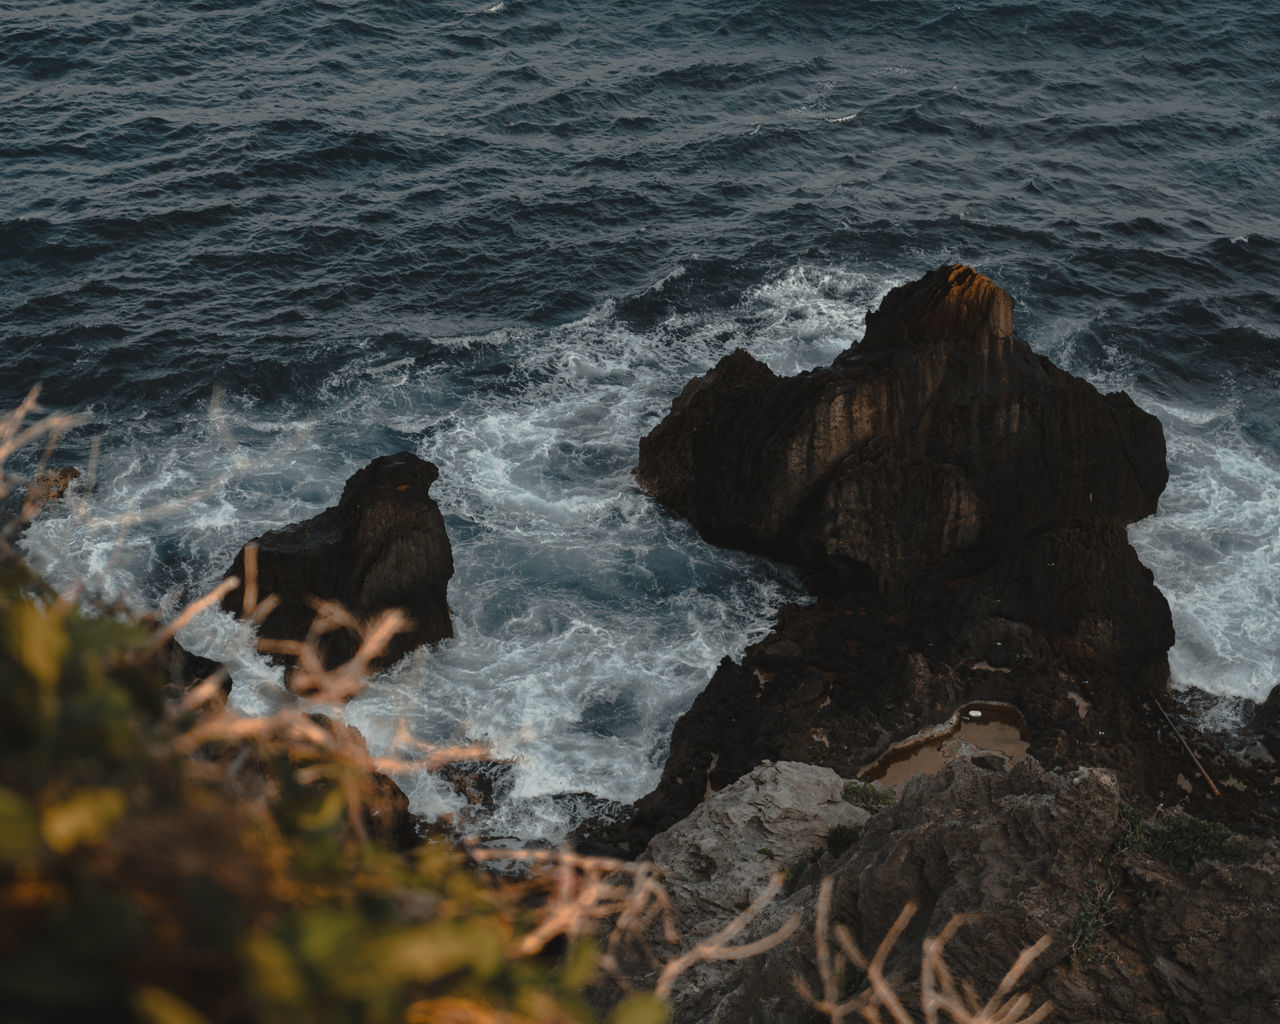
[133,987,212,1024]
[40,787,127,854]
[374,919,505,984]
[244,932,306,1007]
[561,938,599,990]
[296,786,347,832]
[11,600,69,691]
[609,993,669,1024]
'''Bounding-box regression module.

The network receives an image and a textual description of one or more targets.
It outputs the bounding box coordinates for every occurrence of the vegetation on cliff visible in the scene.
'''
[0,393,667,1024]
[0,551,682,1024]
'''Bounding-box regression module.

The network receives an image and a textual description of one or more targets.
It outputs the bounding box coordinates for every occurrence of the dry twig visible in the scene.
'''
[796,880,1052,1024]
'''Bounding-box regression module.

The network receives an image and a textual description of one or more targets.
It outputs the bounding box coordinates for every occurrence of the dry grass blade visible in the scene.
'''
[466,847,638,958]
[141,575,241,657]
[801,895,1052,1024]
[655,870,800,1000]
[372,744,494,774]
[177,671,232,713]
[463,847,799,999]
[0,386,88,475]
[156,567,499,835]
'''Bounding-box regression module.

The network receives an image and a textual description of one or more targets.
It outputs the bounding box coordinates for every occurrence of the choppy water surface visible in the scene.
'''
[4,0,1278,837]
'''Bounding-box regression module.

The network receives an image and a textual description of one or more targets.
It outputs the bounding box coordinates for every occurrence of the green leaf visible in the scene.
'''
[40,786,127,854]
[245,932,306,1008]
[610,992,670,1024]
[11,601,69,686]
[10,601,69,729]
[561,938,599,991]
[133,986,212,1024]
[295,907,361,968]
[372,919,506,984]
[296,787,347,832]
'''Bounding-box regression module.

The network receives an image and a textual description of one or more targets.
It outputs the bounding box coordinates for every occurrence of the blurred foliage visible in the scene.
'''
[0,558,667,1024]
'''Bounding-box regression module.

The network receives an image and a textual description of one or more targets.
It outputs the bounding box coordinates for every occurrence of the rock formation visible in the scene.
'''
[646,761,867,928]
[654,757,1280,1024]
[221,451,453,678]
[612,265,1216,847]
[638,265,1165,593]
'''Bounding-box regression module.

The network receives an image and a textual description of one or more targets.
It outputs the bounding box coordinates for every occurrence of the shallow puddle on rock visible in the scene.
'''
[862,703,1030,790]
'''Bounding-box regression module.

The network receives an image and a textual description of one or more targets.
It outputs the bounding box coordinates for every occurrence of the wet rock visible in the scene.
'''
[2,465,81,550]
[306,714,420,851]
[637,265,1165,594]
[1251,685,1280,760]
[154,638,228,705]
[28,466,81,512]
[436,759,516,813]
[221,452,453,677]
[627,266,1187,843]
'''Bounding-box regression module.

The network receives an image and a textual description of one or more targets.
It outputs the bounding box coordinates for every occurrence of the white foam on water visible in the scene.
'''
[1031,309,1280,707]
[29,259,1272,836]
[18,260,907,844]
[1129,394,1280,703]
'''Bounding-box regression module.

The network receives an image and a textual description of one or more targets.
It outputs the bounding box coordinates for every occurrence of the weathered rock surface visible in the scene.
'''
[637,265,1165,593]
[612,265,1214,847]
[668,756,1280,1024]
[27,466,81,514]
[221,452,453,677]
[647,761,867,932]
[1,464,81,550]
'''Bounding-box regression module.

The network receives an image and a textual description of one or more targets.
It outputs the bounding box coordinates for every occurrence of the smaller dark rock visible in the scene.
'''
[221,452,453,680]
[1252,685,1280,760]
[436,759,516,812]
[306,714,420,851]
[28,466,81,512]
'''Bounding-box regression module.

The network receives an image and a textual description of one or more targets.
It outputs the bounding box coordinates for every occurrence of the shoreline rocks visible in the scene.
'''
[221,451,453,680]
[670,757,1280,1024]
[606,265,1250,851]
[637,265,1166,594]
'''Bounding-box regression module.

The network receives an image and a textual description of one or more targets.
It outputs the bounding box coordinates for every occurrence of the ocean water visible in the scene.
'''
[3,0,1278,839]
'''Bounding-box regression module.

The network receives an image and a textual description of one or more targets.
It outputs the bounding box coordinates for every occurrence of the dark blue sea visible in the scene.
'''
[3,0,1278,839]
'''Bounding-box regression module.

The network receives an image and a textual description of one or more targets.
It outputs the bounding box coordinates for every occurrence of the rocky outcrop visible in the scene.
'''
[27,466,81,513]
[619,265,1197,845]
[665,756,1280,1024]
[638,265,1165,594]
[221,452,453,677]
[647,761,867,929]
[595,762,871,1023]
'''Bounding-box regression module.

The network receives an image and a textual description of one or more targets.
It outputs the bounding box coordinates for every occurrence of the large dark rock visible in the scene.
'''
[621,266,1195,846]
[638,265,1166,593]
[221,452,453,676]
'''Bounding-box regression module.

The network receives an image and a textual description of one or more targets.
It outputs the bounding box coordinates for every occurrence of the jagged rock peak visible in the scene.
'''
[637,263,1167,593]
[624,266,1177,839]
[853,263,1015,356]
